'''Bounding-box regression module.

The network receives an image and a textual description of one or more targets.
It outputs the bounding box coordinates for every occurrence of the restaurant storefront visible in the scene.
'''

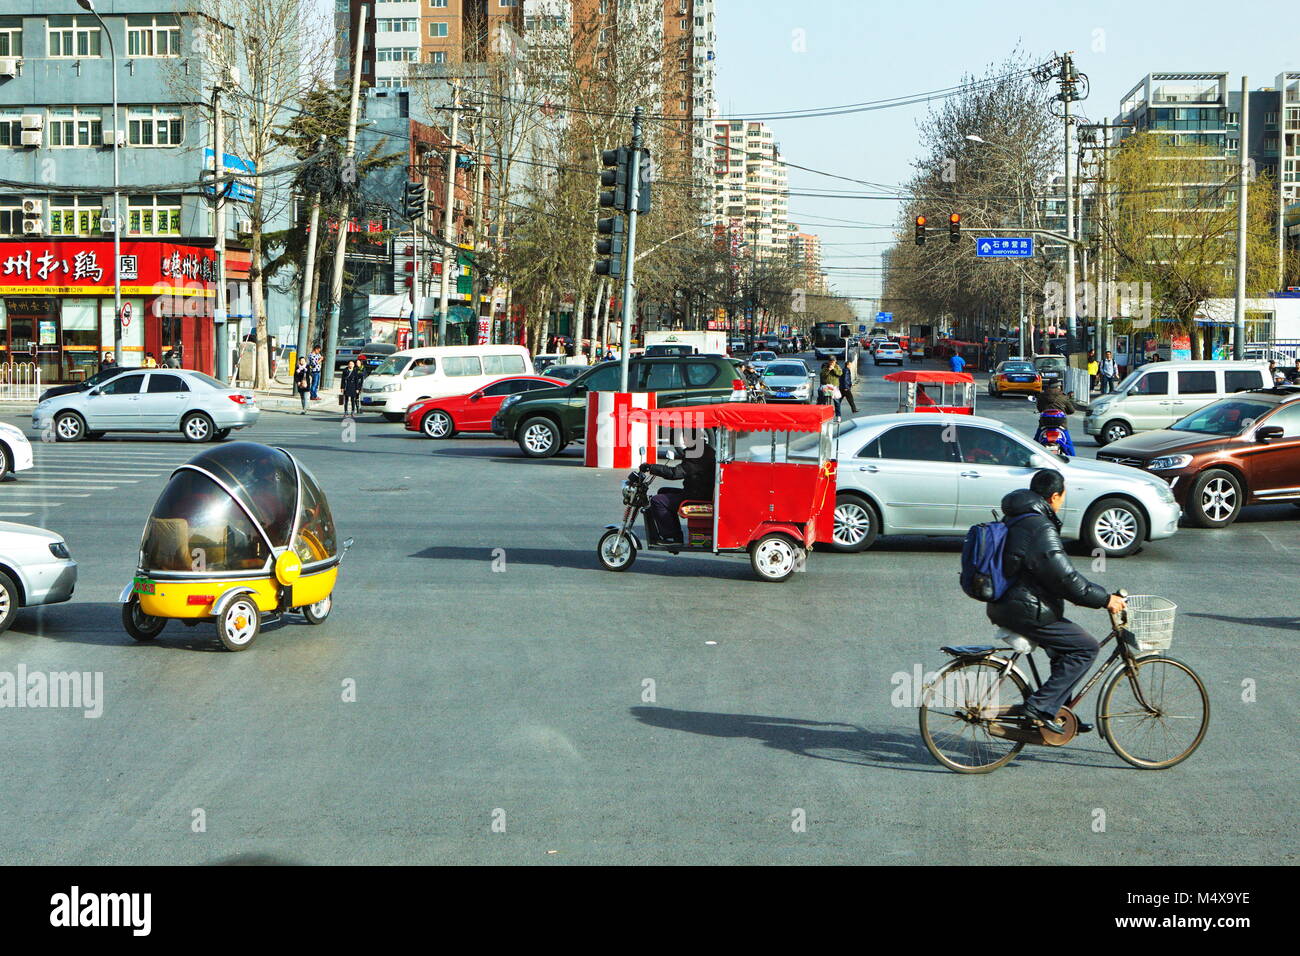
[0,239,217,382]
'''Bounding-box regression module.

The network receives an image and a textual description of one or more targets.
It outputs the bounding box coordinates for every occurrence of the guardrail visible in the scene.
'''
[1065,366,1091,408]
[0,362,41,402]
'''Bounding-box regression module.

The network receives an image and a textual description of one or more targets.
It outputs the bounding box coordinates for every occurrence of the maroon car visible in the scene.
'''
[1096,386,1300,527]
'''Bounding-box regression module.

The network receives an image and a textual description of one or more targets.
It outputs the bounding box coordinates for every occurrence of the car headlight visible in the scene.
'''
[1146,454,1192,472]
[378,383,399,393]
[1155,482,1177,503]
[49,541,71,560]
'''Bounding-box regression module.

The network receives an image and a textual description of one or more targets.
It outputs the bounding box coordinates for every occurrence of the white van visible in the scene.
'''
[1086,360,1271,445]
[359,345,534,420]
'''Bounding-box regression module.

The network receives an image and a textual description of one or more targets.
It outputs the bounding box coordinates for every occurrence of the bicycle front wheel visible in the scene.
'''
[1098,655,1210,769]
[919,658,1029,774]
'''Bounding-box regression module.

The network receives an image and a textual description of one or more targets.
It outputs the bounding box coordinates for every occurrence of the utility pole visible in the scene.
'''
[212,84,229,380]
[438,80,462,345]
[1233,75,1250,359]
[1059,53,1081,358]
[473,102,488,344]
[323,2,367,390]
[618,107,645,392]
[297,135,325,372]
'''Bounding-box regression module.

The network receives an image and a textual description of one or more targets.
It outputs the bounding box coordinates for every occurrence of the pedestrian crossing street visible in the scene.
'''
[0,426,326,519]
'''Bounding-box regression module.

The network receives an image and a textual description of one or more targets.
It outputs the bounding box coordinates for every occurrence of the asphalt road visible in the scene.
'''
[0,357,1293,865]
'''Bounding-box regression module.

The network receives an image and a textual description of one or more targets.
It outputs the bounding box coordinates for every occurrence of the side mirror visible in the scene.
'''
[469,393,481,403]
[661,447,678,461]
[1256,425,1284,443]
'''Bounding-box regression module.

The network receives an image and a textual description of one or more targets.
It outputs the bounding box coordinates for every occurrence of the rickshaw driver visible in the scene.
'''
[639,431,717,545]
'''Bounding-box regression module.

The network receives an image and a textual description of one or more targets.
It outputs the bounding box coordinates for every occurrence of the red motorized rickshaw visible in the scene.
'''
[884,370,976,415]
[596,404,837,582]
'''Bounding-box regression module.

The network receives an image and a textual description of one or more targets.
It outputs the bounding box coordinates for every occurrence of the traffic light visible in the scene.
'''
[633,148,651,215]
[914,215,926,246]
[949,212,961,244]
[595,216,624,277]
[403,180,426,220]
[600,147,630,212]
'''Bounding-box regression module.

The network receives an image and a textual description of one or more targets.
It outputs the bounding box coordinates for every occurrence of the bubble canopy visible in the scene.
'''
[139,442,338,575]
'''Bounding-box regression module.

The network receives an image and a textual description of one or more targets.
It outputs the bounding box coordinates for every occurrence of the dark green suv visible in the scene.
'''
[491,356,744,457]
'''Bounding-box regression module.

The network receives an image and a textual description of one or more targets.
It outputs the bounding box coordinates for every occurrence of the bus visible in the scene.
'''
[811,322,855,360]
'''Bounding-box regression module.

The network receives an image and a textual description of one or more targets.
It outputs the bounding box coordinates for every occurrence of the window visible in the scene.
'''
[429,22,449,38]
[0,199,20,236]
[482,379,524,397]
[407,357,437,376]
[128,109,184,147]
[1177,370,1217,395]
[1132,371,1168,395]
[0,24,21,57]
[875,424,959,463]
[482,354,525,374]
[956,426,1035,468]
[0,112,20,147]
[376,47,417,62]
[427,51,446,64]
[443,355,481,376]
[49,195,103,236]
[127,195,181,236]
[101,374,144,396]
[684,362,720,387]
[1226,369,1263,393]
[126,15,180,57]
[429,0,448,7]
[375,18,418,32]
[147,373,188,394]
[47,108,103,147]
[581,365,620,391]
[47,16,100,57]
[1264,402,1300,438]
[643,363,683,390]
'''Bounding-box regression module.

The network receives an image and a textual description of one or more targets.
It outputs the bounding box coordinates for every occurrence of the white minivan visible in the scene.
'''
[359,345,534,420]
[1086,360,1272,445]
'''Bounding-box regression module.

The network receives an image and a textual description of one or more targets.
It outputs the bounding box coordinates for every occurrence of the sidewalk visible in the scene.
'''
[254,381,343,414]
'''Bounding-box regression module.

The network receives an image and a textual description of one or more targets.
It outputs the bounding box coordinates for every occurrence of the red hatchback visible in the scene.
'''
[405,375,567,438]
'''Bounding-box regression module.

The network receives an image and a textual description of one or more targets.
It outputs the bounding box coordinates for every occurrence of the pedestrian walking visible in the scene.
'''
[1087,351,1099,391]
[949,351,967,374]
[840,357,858,414]
[341,360,363,415]
[1099,351,1118,394]
[294,358,311,414]
[308,346,323,400]
[820,356,844,420]
[143,352,159,368]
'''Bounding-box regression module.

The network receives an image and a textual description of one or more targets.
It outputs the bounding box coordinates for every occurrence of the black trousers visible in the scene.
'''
[648,488,686,541]
[344,392,360,414]
[841,384,858,413]
[1018,618,1100,716]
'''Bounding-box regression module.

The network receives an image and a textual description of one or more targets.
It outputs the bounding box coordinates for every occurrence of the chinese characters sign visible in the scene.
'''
[0,241,217,297]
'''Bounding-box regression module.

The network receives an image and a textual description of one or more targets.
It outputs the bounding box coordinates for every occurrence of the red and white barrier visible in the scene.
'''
[584,391,657,469]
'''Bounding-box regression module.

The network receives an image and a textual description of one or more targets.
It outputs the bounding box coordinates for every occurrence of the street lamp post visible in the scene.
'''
[79,0,122,366]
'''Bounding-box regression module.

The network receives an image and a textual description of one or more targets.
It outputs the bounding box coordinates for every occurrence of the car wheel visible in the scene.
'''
[422,410,455,439]
[0,442,10,479]
[382,413,403,423]
[121,595,166,642]
[831,493,879,553]
[0,570,19,635]
[597,529,637,571]
[1187,468,1243,528]
[749,533,801,582]
[218,597,260,651]
[519,417,561,458]
[1083,497,1147,558]
[301,594,332,624]
[214,428,232,441]
[1098,420,1131,445]
[54,411,86,442]
[182,412,215,443]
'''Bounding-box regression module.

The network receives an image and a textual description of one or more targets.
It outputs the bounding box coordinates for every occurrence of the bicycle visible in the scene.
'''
[918,592,1210,773]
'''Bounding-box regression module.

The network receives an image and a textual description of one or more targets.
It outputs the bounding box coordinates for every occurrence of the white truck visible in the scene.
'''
[642,330,729,356]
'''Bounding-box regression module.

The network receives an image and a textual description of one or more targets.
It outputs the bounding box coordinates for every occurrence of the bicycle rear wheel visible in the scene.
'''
[919,658,1029,773]
[1098,655,1210,769]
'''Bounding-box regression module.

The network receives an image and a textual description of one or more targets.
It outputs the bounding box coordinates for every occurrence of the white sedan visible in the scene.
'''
[794,413,1182,559]
[0,420,33,478]
[0,522,77,634]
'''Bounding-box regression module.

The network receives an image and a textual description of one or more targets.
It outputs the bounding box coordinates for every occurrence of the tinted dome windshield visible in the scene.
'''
[1170,399,1272,435]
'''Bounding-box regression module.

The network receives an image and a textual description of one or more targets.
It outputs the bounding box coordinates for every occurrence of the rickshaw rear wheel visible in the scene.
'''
[217,597,261,651]
[597,529,637,571]
[749,533,800,583]
[301,595,332,624]
[122,596,166,642]
[181,412,215,443]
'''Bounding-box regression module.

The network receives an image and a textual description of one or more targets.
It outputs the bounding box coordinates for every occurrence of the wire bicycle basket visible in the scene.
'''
[1123,595,1177,651]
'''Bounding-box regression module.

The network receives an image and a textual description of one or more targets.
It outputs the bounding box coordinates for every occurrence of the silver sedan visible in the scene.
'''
[33,369,259,443]
[759,361,817,403]
[795,413,1182,559]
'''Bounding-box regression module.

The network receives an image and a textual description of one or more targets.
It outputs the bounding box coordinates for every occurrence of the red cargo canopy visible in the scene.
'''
[883,370,974,384]
[627,403,833,433]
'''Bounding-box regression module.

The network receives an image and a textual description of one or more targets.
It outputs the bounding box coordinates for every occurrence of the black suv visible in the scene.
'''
[492,356,744,457]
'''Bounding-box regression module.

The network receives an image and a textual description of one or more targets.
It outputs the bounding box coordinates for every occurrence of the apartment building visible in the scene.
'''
[711,120,789,262]
[787,227,827,294]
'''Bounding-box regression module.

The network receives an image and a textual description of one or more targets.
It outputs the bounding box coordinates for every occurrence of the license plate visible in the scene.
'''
[133,576,155,595]
[361,398,377,404]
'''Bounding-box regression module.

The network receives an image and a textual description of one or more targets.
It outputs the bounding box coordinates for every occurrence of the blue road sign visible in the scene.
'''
[876,311,893,323]
[858,324,867,333]
[976,236,1034,258]
[203,148,256,202]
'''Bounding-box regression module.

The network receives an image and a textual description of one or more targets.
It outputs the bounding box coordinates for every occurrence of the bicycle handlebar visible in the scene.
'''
[1109,587,1129,630]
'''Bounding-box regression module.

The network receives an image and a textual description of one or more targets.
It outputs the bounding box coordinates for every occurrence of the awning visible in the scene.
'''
[627,403,833,433]
[883,370,975,384]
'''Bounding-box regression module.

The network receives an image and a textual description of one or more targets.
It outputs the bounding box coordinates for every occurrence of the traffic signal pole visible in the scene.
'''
[618,107,644,393]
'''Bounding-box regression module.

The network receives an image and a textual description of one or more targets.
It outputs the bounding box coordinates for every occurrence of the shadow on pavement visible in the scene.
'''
[1187,611,1300,631]
[13,601,298,652]
[408,544,748,577]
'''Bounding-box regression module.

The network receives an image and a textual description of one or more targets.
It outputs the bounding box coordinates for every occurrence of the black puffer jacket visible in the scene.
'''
[646,447,716,500]
[987,489,1110,632]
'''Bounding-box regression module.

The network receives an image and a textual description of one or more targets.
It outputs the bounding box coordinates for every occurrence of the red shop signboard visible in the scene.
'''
[0,240,217,297]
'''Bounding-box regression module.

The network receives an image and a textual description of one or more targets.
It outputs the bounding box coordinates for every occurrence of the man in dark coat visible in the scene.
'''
[341,359,364,415]
[640,434,716,544]
[988,469,1126,733]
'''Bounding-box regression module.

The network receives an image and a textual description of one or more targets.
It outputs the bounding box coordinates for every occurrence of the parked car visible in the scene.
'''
[359,344,533,421]
[1085,360,1271,445]
[759,360,817,403]
[532,353,568,374]
[987,359,1043,396]
[873,342,905,366]
[405,375,567,438]
[1096,386,1300,528]
[491,355,745,458]
[31,369,258,443]
[541,363,589,382]
[798,413,1181,558]
[37,364,133,404]
[0,521,77,634]
[357,342,398,376]
[728,338,747,354]
[334,337,370,370]
[644,344,696,357]
[0,420,33,478]
[1031,353,1068,389]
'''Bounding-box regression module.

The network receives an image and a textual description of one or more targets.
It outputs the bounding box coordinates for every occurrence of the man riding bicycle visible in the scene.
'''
[988,469,1126,734]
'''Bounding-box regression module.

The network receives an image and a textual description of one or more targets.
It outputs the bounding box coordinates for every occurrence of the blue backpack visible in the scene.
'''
[960,514,1029,602]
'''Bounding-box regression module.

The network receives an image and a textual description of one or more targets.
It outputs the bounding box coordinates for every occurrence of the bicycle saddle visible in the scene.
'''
[996,628,1037,653]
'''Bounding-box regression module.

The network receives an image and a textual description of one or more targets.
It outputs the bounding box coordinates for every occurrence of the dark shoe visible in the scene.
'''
[1076,721,1094,734]
[1022,703,1066,735]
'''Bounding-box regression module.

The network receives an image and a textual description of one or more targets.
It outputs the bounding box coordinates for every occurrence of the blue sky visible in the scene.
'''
[713,0,1299,313]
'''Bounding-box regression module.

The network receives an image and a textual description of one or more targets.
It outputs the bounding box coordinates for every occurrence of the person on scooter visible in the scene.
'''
[639,431,716,545]
[1034,380,1078,454]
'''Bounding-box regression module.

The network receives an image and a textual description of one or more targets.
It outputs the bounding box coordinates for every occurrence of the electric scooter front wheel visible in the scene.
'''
[597,529,637,571]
